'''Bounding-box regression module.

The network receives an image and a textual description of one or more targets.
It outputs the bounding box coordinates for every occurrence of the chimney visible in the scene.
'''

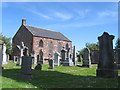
[22,19,26,25]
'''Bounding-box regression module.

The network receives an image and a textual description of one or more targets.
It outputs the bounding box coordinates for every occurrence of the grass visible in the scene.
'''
[1,61,120,88]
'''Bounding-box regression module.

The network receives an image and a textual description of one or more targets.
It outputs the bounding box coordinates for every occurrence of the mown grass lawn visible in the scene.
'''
[1,61,119,88]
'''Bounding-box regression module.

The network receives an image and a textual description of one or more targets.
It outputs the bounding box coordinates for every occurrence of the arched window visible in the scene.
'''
[39,40,43,47]
[57,42,61,53]
[66,43,69,49]
[49,41,53,56]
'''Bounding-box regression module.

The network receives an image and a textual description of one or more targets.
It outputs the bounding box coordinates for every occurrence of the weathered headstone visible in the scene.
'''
[61,47,66,64]
[20,47,32,79]
[16,42,26,66]
[0,40,8,66]
[48,53,54,69]
[72,46,76,64]
[0,40,3,70]
[96,32,118,78]
[54,52,60,66]
[82,48,91,68]
[62,47,74,66]
[76,54,81,62]
[39,50,43,64]
[91,50,99,64]
[48,59,54,69]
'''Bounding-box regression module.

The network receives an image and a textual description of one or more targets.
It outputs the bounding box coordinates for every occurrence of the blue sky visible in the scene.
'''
[2,2,118,51]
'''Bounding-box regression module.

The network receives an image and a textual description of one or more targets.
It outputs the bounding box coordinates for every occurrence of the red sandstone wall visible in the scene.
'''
[33,36,72,63]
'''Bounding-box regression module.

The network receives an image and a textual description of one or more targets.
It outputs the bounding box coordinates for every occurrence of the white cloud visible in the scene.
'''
[98,10,117,17]
[54,12,73,20]
[76,9,91,19]
[28,9,52,20]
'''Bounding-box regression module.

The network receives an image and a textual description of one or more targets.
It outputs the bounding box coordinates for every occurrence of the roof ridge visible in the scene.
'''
[26,25,59,33]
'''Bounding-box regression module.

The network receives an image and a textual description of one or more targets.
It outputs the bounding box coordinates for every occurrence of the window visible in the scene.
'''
[39,40,43,47]
[49,41,53,55]
[66,43,69,49]
[57,42,61,53]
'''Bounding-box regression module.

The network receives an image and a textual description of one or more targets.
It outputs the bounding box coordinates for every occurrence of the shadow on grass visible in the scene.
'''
[2,68,119,88]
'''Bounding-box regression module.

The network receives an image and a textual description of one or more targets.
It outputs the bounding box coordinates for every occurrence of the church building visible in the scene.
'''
[12,19,72,64]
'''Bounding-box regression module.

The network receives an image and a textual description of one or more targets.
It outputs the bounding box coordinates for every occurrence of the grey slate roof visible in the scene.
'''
[25,25,71,42]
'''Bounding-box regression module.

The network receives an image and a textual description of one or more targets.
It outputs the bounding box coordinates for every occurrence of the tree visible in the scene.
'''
[115,38,120,48]
[78,42,99,56]
[85,42,99,51]
[0,34,13,55]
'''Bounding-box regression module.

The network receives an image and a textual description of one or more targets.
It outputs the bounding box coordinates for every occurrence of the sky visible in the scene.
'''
[1,2,118,51]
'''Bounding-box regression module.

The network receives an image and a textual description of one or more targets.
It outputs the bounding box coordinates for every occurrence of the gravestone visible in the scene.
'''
[54,52,60,66]
[20,47,32,79]
[61,47,66,64]
[0,40,8,66]
[0,40,3,70]
[82,48,91,68]
[35,50,43,70]
[31,50,35,65]
[62,47,74,66]
[77,54,81,62]
[72,46,76,64]
[16,42,26,66]
[48,53,54,69]
[48,59,54,69]
[96,32,118,78]
[14,56,18,63]
[91,50,99,64]
[39,50,43,64]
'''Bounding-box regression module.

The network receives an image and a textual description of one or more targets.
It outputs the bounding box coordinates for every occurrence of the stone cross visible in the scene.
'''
[17,42,26,57]
[16,42,27,65]
[96,32,118,78]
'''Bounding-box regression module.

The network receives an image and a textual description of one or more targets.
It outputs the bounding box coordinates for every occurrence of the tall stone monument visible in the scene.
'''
[96,32,118,78]
[82,47,91,68]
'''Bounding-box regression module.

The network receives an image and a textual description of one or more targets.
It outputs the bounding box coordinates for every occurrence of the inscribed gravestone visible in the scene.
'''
[20,47,32,79]
[96,32,118,78]
[82,48,91,68]
[54,52,60,66]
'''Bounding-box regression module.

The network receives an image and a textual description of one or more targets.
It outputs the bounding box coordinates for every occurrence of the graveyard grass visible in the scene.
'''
[1,61,119,88]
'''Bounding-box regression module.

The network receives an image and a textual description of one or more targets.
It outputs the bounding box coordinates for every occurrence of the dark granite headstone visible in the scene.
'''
[20,56,32,79]
[39,50,43,64]
[96,32,118,78]
[48,59,54,69]
[82,48,91,68]
[91,50,99,64]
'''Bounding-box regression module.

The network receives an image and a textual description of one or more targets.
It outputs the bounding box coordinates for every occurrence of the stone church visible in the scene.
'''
[12,19,72,64]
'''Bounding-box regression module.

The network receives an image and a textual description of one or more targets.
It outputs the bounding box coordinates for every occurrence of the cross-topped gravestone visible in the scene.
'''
[16,42,26,66]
